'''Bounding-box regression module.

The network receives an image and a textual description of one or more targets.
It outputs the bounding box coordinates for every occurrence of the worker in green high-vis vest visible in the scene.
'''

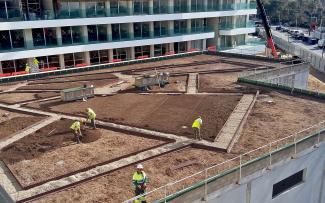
[192,116,203,140]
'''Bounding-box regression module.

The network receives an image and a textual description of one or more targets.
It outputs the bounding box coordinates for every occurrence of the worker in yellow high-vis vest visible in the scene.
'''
[86,108,96,129]
[132,164,148,203]
[70,120,83,144]
[192,116,203,140]
[25,63,31,74]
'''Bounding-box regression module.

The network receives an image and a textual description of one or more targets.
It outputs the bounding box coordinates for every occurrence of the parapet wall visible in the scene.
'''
[244,63,310,89]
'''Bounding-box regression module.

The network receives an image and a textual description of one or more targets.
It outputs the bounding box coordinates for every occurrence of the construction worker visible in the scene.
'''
[132,164,148,203]
[192,116,203,140]
[25,63,31,74]
[86,108,96,129]
[70,120,82,144]
[33,57,39,66]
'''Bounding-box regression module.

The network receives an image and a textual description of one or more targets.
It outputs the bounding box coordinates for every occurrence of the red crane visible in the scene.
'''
[256,0,278,58]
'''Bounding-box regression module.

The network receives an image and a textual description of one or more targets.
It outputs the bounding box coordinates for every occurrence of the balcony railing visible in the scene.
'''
[219,21,255,30]
[0,2,256,22]
[0,27,213,52]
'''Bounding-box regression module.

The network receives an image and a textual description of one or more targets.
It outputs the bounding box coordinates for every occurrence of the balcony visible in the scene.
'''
[0,2,256,22]
[219,21,255,30]
[0,27,213,53]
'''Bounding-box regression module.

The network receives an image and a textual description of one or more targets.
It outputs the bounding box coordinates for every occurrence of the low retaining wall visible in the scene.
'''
[243,63,310,89]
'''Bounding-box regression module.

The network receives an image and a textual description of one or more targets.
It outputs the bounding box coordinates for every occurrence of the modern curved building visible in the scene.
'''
[0,0,256,74]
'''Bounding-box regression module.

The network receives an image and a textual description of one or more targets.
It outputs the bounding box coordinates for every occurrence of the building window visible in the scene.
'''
[113,48,128,60]
[110,0,129,16]
[32,28,46,47]
[133,0,149,15]
[1,60,15,73]
[174,20,187,34]
[0,31,12,50]
[153,0,168,14]
[134,22,150,39]
[135,46,150,58]
[174,41,187,53]
[154,44,167,56]
[272,169,305,198]
[86,1,106,17]
[207,0,219,11]
[62,26,83,45]
[154,21,168,37]
[191,0,204,12]
[174,0,187,13]
[112,24,129,41]
[10,30,24,49]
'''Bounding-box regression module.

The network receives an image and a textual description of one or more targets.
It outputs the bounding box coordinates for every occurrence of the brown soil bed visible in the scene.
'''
[198,72,257,93]
[0,118,167,188]
[0,116,44,140]
[28,73,118,84]
[18,78,119,90]
[232,92,325,155]
[307,74,325,93]
[26,94,241,141]
[29,146,235,203]
[0,92,59,104]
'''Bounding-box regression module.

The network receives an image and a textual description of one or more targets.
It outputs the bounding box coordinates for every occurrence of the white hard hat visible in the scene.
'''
[136,164,144,169]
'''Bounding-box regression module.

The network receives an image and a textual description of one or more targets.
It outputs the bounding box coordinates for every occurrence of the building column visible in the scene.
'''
[108,49,114,62]
[169,43,174,52]
[43,0,54,19]
[59,54,65,69]
[203,0,208,11]
[149,21,154,38]
[23,29,33,49]
[84,51,91,65]
[206,18,218,48]
[81,25,88,43]
[187,41,192,51]
[107,24,112,41]
[56,27,62,46]
[105,1,111,16]
[202,39,207,50]
[168,21,174,35]
[128,1,133,15]
[80,2,87,18]
[128,23,134,40]
[187,19,191,34]
[129,47,135,60]
[0,62,3,74]
[187,0,191,12]
[168,0,174,13]
[150,45,155,57]
[149,0,154,15]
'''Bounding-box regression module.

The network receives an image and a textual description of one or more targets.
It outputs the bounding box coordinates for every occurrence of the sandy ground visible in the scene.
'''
[0,108,44,140]
[0,92,59,104]
[232,92,325,155]
[1,119,166,188]
[307,74,325,93]
[26,94,241,141]
[30,147,235,203]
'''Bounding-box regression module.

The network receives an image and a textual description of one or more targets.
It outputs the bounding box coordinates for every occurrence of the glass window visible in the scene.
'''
[98,25,107,41]
[134,0,149,15]
[134,22,149,39]
[0,31,11,50]
[113,48,128,60]
[48,55,60,68]
[1,60,15,73]
[135,45,150,58]
[174,0,187,13]
[174,20,187,34]
[64,53,75,68]
[32,28,45,47]
[88,25,98,42]
[153,0,168,14]
[154,44,167,56]
[45,28,57,46]
[99,50,109,63]
[86,1,106,17]
[61,26,72,45]
[16,59,27,72]
[71,26,83,44]
[90,51,100,65]
[11,30,24,49]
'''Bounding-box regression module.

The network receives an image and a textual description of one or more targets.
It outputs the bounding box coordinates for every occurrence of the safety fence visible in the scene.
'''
[123,121,325,203]
[273,35,325,73]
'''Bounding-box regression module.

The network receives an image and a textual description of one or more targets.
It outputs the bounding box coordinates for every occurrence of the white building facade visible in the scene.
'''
[0,0,256,74]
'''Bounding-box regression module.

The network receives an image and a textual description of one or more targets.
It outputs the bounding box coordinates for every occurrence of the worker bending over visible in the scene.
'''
[25,63,31,74]
[132,164,148,203]
[70,120,83,144]
[86,108,96,129]
[192,116,203,140]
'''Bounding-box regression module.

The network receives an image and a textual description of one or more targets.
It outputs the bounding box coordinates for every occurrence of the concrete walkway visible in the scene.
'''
[94,73,134,95]
[187,73,198,94]
[214,94,255,151]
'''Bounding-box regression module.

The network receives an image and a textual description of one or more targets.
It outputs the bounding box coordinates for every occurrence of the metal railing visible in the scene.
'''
[123,121,325,203]
[0,3,256,22]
